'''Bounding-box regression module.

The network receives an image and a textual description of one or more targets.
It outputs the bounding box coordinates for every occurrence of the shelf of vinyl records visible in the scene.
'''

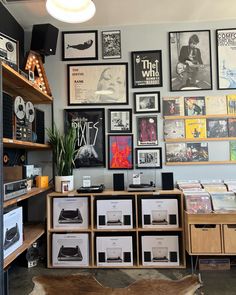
[47,190,186,269]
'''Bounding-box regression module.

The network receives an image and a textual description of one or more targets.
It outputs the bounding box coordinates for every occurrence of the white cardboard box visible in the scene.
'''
[52,233,89,267]
[3,207,23,259]
[141,198,179,228]
[53,197,88,229]
[96,199,133,229]
[141,235,179,266]
[96,236,133,267]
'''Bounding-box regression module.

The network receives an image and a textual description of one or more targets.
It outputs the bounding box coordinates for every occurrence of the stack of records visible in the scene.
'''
[184,192,212,214]
[211,192,236,213]
[201,179,227,193]
[177,180,203,193]
[224,180,236,192]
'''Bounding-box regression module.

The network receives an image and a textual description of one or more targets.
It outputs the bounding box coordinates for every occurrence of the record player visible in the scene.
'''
[57,245,83,261]
[106,211,122,225]
[151,210,168,225]
[106,248,122,263]
[58,208,83,224]
[152,247,169,262]
[4,223,20,250]
[128,182,156,192]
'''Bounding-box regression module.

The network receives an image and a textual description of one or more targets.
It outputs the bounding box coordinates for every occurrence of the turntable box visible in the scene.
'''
[96,199,133,229]
[52,233,89,267]
[141,235,179,267]
[141,198,179,228]
[3,166,23,182]
[96,236,133,267]
[3,207,23,259]
[53,197,88,229]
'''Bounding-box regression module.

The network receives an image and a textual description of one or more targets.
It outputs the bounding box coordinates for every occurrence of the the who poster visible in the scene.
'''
[64,108,105,168]
[217,29,236,90]
[131,50,163,88]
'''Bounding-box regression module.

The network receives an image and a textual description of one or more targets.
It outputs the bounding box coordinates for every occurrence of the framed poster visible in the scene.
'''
[131,50,163,88]
[67,63,128,105]
[64,108,105,168]
[108,134,133,169]
[108,108,132,133]
[169,30,212,91]
[216,28,236,89]
[102,30,121,59]
[62,30,98,61]
[136,115,158,146]
[134,91,160,113]
[135,147,162,169]
[0,32,19,70]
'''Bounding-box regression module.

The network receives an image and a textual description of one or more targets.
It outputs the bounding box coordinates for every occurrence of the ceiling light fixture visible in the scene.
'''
[46,0,96,23]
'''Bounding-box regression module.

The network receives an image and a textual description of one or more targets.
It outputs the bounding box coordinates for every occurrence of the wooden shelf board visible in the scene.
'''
[4,186,53,208]
[165,137,236,142]
[2,63,52,104]
[185,211,236,224]
[93,228,136,232]
[187,252,236,256]
[164,114,236,120]
[48,228,92,233]
[3,138,51,149]
[138,227,183,232]
[4,223,45,269]
[166,161,236,166]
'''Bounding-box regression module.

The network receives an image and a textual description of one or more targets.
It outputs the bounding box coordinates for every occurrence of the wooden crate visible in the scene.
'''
[223,224,236,253]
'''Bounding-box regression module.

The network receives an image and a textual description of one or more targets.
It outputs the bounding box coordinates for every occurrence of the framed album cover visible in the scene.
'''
[169,30,212,91]
[108,108,132,133]
[134,91,160,113]
[216,28,236,89]
[0,32,19,70]
[62,30,98,61]
[108,134,133,169]
[131,50,163,88]
[64,108,106,168]
[135,147,162,169]
[136,115,158,146]
[102,30,121,59]
[67,63,128,105]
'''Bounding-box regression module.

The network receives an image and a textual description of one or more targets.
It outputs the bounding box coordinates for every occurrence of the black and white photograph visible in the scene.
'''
[62,30,98,61]
[64,108,106,168]
[136,115,158,146]
[102,30,121,59]
[131,50,163,88]
[0,32,19,70]
[67,63,128,105]
[136,147,162,169]
[216,28,236,89]
[134,92,160,113]
[108,109,132,133]
[169,30,212,91]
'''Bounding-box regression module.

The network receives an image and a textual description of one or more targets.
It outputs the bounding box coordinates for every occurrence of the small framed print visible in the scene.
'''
[108,108,132,133]
[0,32,19,70]
[108,134,133,169]
[62,30,98,61]
[135,147,162,169]
[61,181,70,193]
[136,115,158,146]
[134,91,160,113]
[102,30,121,59]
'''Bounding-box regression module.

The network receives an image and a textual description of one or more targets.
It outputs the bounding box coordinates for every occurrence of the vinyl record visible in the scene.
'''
[3,153,9,165]
[14,96,25,120]
[25,101,35,123]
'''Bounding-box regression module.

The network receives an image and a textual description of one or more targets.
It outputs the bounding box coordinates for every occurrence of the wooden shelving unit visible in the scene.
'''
[47,189,186,269]
[3,138,51,149]
[166,161,236,166]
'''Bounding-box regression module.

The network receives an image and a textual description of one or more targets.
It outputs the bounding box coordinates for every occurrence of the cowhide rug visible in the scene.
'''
[29,274,202,295]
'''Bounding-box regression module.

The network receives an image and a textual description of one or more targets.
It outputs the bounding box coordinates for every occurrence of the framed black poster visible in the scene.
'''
[64,108,105,168]
[131,50,163,88]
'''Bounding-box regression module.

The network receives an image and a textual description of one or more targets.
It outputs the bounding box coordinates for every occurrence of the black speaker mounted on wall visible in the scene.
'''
[113,173,125,191]
[30,23,59,56]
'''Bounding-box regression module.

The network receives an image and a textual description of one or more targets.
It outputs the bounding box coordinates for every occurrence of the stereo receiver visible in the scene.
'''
[4,179,28,201]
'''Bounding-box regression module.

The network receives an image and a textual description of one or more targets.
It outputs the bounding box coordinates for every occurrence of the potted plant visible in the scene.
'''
[47,124,78,192]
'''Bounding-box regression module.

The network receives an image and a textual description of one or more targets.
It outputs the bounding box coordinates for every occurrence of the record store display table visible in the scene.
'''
[47,189,186,269]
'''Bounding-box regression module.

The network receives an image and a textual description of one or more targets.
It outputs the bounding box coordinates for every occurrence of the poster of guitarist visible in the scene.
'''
[169,30,212,91]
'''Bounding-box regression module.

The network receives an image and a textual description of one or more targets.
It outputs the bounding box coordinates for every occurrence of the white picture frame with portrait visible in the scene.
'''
[134,91,160,113]
[67,63,128,105]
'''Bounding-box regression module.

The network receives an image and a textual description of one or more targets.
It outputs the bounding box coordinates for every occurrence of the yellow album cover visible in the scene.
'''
[205,95,227,115]
[185,118,207,139]
[227,94,236,115]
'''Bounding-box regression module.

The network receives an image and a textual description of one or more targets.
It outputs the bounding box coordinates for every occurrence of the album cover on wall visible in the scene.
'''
[230,141,236,161]
[205,96,227,115]
[184,192,212,213]
[162,97,184,116]
[184,96,206,116]
[186,143,209,162]
[228,118,236,137]
[164,119,185,139]
[206,119,228,138]
[227,94,236,115]
[185,118,207,139]
[165,143,187,163]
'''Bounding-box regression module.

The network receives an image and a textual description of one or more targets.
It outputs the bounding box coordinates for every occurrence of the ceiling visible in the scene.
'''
[2,0,236,31]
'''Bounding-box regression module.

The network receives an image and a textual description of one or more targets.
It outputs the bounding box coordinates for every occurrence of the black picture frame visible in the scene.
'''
[67,63,128,105]
[216,28,236,90]
[64,108,106,168]
[0,32,19,70]
[62,30,98,61]
[135,147,162,169]
[136,115,158,146]
[169,30,212,91]
[108,108,132,133]
[102,30,121,59]
[134,91,160,113]
[131,50,163,88]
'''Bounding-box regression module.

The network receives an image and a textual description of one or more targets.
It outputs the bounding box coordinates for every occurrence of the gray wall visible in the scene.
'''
[38,19,236,189]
